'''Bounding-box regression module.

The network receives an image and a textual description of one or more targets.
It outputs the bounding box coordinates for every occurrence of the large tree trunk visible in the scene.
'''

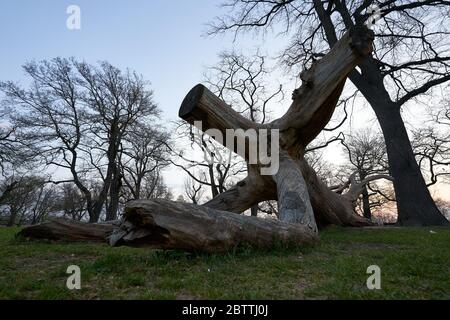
[374,101,449,226]
[314,1,449,227]
[17,202,317,253]
[106,168,121,221]
[348,57,448,226]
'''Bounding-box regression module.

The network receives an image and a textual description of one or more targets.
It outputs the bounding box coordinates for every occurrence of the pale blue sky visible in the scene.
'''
[0,0,285,122]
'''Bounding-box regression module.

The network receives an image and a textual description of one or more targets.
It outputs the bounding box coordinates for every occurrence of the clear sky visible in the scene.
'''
[0,0,288,121]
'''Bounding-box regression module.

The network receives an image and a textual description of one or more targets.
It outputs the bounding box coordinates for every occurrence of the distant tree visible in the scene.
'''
[0,108,30,205]
[58,183,87,221]
[0,112,16,176]
[412,127,450,186]
[170,123,246,199]
[119,123,170,201]
[340,130,390,219]
[0,58,161,222]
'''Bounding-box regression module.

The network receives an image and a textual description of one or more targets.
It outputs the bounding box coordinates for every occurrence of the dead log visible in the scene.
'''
[108,199,318,252]
[17,219,115,242]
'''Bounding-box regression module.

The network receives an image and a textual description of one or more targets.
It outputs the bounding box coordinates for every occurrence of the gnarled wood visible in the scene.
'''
[108,199,318,252]
[274,152,317,233]
[179,25,375,230]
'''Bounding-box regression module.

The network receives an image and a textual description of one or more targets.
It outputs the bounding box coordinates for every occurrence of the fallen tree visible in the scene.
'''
[18,25,378,252]
[108,199,317,252]
[17,219,115,242]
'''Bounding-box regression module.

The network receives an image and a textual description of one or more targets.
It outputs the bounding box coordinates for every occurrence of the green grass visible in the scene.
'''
[0,226,449,300]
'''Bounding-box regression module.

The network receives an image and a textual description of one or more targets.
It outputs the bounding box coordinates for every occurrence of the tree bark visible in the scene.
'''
[108,199,317,252]
[274,152,317,233]
[373,100,450,226]
[17,219,115,242]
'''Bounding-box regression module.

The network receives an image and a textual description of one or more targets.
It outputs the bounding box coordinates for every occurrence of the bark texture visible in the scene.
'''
[182,27,375,228]
[17,219,115,242]
[108,199,318,252]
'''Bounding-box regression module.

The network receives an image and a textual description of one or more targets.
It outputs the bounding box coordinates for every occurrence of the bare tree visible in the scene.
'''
[119,122,170,201]
[209,0,450,226]
[58,183,88,221]
[170,123,246,199]
[0,115,16,176]
[204,51,283,123]
[75,60,160,221]
[0,176,56,226]
[0,109,30,203]
[184,176,205,205]
[412,127,450,186]
[340,129,389,219]
[0,58,160,222]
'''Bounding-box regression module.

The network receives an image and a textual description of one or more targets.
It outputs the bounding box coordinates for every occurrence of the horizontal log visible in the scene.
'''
[179,85,272,162]
[108,199,318,253]
[180,84,260,133]
[17,219,115,242]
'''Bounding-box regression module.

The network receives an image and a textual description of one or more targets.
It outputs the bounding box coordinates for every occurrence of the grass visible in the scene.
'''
[0,226,449,300]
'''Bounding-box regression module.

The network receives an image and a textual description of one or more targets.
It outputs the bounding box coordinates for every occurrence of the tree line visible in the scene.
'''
[0,58,171,225]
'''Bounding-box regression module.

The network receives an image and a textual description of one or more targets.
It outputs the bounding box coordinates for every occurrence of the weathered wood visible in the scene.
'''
[17,219,115,242]
[203,165,275,213]
[108,199,318,252]
[180,84,260,142]
[273,28,374,143]
[274,152,317,234]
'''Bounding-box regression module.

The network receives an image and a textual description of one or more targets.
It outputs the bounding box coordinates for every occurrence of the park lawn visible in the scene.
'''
[0,226,449,300]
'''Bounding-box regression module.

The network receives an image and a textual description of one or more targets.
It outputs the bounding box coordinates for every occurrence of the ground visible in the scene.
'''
[0,226,449,300]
